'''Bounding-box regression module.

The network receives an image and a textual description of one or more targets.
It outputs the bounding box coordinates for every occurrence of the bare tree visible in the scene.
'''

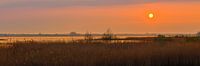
[102,29,116,40]
[197,32,200,37]
[84,31,93,43]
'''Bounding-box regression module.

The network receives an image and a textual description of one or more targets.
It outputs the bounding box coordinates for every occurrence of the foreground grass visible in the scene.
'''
[0,41,200,66]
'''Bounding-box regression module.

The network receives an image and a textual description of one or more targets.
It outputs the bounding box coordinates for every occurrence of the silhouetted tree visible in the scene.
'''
[174,34,185,38]
[157,34,165,38]
[102,29,116,40]
[156,34,170,42]
[84,31,93,42]
[197,32,200,37]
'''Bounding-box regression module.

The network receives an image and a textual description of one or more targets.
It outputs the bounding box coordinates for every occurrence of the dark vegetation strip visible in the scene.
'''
[0,38,200,66]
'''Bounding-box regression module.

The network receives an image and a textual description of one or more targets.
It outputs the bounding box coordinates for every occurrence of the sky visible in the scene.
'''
[0,0,200,34]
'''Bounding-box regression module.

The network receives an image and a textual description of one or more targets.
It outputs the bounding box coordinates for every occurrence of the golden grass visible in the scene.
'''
[0,39,200,66]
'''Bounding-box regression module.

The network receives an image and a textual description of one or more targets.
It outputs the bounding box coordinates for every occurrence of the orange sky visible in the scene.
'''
[0,1,200,34]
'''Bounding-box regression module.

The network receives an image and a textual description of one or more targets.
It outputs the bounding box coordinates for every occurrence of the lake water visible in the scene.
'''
[0,36,84,43]
[0,36,155,43]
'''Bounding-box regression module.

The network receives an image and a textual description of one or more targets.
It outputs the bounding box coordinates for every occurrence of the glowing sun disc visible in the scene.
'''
[148,13,154,19]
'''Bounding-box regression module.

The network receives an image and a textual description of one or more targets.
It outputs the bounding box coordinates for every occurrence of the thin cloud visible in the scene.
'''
[0,0,199,8]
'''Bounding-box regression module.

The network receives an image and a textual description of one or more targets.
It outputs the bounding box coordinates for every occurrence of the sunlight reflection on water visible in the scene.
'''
[0,36,84,43]
[0,36,153,44]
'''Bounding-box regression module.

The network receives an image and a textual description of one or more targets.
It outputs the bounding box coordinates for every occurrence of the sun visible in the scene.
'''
[148,13,154,19]
[146,10,158,22]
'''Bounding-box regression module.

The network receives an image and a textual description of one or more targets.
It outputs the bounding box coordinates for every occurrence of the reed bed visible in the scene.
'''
[0,38,200,66]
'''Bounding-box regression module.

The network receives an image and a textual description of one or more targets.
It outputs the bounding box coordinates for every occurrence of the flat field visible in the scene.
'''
[0,37,200,66]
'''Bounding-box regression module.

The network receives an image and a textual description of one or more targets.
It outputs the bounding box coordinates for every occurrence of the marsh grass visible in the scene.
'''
[0,38,200,66]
